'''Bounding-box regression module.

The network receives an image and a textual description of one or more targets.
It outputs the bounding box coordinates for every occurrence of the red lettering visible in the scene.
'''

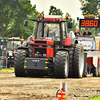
[85,20,89,26]
[94,20,98,27]
[81,20,85,26]
[90,20,93,26]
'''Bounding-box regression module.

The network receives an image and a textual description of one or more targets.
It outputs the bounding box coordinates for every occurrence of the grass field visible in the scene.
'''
[88,96,100,100]
[0,67,14,72]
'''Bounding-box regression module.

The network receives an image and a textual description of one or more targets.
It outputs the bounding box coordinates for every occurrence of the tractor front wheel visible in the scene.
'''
[14,49,27,77]
[68,50,74,78]
[54,51,69,78]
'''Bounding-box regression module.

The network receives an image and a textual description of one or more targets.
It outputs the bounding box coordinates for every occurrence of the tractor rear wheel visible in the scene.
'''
[98,59,100,77]
[92,66,99,77]
[92,61,99,77]
[98,67,100,77]
[7,63,10,68]
[54,51,69,78]
[14,49,27,77]
[83,54,87,77]
[73,44,84,78]
[68,50,74,78]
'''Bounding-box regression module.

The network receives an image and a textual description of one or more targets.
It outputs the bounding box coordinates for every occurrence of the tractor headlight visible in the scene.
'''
[43,54,46,56]
[9,53,13,56]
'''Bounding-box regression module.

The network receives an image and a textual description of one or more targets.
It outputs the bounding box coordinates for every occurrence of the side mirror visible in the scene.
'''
[68,22,72,28]
[24,20,28,26]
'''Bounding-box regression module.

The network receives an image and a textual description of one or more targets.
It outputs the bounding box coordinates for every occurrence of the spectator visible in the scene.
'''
[83,27,93,36]
[74,28,82,38]
[74,28,80,36]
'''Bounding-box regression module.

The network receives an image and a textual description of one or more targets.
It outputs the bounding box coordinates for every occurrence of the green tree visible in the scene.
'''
[79,0,100,36]
[79,0,100,16]
[6,4,43,39]
[0,0,34,38]
[4,3,43,39]
[49,5,63,16]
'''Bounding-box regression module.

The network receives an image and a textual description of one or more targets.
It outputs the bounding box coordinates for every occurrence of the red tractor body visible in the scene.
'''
[14,15,85,78]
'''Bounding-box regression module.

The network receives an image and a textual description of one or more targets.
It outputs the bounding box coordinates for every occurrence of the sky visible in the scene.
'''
[30,0,84,21]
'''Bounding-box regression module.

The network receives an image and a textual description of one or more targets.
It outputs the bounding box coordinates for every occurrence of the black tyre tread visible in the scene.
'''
[92,67,98,77]
[92,64,98,77]
[73,44,84,78]
[68,50,74,78]
[54,51,69,78]
[83,56,87,77]
[98,59,100,77]
[14,50,26,77]
[98,66,100,77]
[28,45,33,57]
[7,64,10,68]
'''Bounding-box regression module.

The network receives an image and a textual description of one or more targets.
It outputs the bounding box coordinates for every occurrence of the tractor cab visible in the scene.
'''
[6,37,23,68]
[25,15,72,57]
[36,22,61,41]
[25,15,71,42]
[35,15,67,41]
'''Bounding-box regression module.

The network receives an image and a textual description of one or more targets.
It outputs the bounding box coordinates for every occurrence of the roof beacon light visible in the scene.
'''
[98,14,100,18]
[66,15,69,19]
[22,36,24,39]
[37,14,40,18]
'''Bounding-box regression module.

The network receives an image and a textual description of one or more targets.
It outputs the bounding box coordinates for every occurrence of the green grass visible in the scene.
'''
[0,67,14,72]
[87,96,100,100]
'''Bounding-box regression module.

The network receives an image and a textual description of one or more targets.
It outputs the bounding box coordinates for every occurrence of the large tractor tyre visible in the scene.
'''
[68,50,74,78]
[73,44,84,78]
[92,61,99,77]
[2,60,6,67]
[54,51,69,78]
[28,45,33,57]
[98,60,100,77]
[0,60,3,66]
[14,49,27,77]
[98,67,100,77]
[92,67,99,77]
[83,55,87,77]
[7,63,10,68]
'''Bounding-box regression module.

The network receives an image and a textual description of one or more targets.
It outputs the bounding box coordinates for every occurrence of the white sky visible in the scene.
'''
[30,0,84,21]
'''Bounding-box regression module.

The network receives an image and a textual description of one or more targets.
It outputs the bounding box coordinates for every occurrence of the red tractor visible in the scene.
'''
[14,14,84,78]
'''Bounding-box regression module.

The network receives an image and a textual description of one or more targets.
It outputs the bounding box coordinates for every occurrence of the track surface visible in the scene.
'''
[0,72,100,100]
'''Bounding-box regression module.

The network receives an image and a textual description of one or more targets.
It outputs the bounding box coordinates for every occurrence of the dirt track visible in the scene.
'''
[0,72,100,100]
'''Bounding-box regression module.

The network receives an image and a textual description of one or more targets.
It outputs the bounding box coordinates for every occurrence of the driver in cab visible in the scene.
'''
[83,27,93,36]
